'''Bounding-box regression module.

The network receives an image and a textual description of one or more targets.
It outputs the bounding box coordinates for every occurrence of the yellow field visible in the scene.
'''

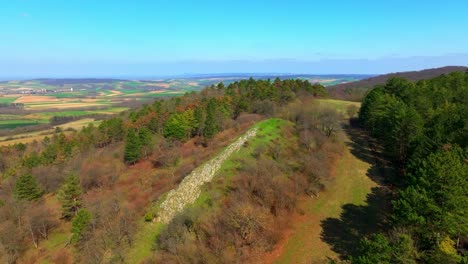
[14,95,59,103]
[25,102,107,109]
[0,118,101,146]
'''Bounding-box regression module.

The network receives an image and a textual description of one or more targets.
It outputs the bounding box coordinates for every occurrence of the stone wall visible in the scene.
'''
[157,127,258,223]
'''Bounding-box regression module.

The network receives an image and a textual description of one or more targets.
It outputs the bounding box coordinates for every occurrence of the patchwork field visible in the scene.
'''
[0,75,366,145]
[0,118,101,146]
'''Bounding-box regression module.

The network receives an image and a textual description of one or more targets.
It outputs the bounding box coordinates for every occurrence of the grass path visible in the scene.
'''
[273,126,380,264]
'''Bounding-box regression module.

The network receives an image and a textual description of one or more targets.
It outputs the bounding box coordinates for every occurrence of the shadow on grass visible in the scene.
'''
[320,124,393,259]
[321,187,391,258]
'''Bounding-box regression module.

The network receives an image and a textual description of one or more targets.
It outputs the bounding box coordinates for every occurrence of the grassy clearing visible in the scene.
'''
[274,131,378,263]
[126,222,165,263]
[317,99,361,115]
[217,118,288,177]
[275,99,377,263]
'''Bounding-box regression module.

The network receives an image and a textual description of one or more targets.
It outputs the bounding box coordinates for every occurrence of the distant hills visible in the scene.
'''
[327,66,468,101]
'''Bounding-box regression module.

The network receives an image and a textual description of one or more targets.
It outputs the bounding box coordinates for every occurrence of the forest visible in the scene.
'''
[2,71,465,263]
[0,78,345,263]
[351,71,467,263]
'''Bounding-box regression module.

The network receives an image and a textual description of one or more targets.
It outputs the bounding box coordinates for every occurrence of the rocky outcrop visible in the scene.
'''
[157,127,258,223]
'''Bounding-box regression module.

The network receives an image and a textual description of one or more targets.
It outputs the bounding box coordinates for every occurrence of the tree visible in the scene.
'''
[24,202,58,248]
[124,128,141,164]
[318,108,342,137]
[14,174,44,201]
[138,127,153,159]
[204,98,219,139]
[71,209,92,243]
[352,233,418,264]
[163,113,190,140]
[58,174,83,220]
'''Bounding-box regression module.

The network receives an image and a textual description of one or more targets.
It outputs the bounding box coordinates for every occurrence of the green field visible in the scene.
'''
[0,97,19,103]
[0,119,47,129]
[0,77,365,146]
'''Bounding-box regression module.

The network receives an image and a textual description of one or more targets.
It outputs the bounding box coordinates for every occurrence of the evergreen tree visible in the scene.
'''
[58,174,83,220]
[124,128,141,164]
[193,106,206,136]
[14,174,44,201]
[163,111,195,141]
[138,127,153,158]
[204,98,219,139]
[71,209,92,243]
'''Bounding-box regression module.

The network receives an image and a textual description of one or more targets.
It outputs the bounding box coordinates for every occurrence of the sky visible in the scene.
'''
[1,0,467,78]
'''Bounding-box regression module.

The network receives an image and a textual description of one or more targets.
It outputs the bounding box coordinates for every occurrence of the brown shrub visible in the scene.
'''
[51,249,73,264]
[80,158,120,190]
[33,165,64,193]
[153,149,181,168]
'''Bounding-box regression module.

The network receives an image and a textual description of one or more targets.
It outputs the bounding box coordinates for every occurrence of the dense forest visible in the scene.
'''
[328,66,468,101]
[0,78,345,263]
[353,72,467,263]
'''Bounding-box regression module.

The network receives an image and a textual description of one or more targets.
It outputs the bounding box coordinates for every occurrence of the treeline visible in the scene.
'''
[354,72,467,263]
[0,78,328,263]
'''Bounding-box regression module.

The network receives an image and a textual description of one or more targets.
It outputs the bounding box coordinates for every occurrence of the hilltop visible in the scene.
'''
[328,66,468,100]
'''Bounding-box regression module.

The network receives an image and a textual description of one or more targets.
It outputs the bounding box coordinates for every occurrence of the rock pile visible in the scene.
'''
[158,127,258,223]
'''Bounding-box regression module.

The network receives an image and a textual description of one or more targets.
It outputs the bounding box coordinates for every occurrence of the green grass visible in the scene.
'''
[119,88,144,94]
[275,127,379,264]
[48,92,87,98]
[141,92,185,98]
[317,99,361,116]
[39,110,92,117]
[188,118,292,216]
[36,107,128,118]
[0,119,47,129]
[126,221,165,263]
[0,97,18,104]
[43,231,70,251]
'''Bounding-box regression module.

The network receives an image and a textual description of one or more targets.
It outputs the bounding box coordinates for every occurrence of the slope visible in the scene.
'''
[328,66,468,100]
[273,101,391,263]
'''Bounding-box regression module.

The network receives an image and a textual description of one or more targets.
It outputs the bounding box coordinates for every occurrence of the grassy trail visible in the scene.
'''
[273,125,382,264]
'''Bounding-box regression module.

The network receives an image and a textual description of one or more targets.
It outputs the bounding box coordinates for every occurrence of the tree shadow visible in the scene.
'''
[320,124,393,259]
[342,124,392,185]
[320,187,391,258]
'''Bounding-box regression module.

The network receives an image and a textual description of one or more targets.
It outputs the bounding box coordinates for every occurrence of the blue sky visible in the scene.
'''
[1,0,467,78]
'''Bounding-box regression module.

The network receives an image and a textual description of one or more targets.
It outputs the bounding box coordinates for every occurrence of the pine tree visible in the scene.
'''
[14,174,44,201]
[138,127,153,158]
[58,174,82,220]
[204,98,219,139]
[71,209,92,243]
[124,128,141,164]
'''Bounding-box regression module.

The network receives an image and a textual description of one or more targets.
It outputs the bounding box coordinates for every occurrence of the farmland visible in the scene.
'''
[0,75,365,145]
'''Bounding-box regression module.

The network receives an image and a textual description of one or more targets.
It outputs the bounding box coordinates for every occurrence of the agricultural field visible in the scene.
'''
[0,75,365,145]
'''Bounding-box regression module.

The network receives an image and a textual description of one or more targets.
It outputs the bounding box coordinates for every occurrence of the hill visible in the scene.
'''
[0,77,342,263]
[328,66,468,101]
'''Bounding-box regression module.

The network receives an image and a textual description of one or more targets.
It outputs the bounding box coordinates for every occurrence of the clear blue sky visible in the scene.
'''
[1,0,467,78]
